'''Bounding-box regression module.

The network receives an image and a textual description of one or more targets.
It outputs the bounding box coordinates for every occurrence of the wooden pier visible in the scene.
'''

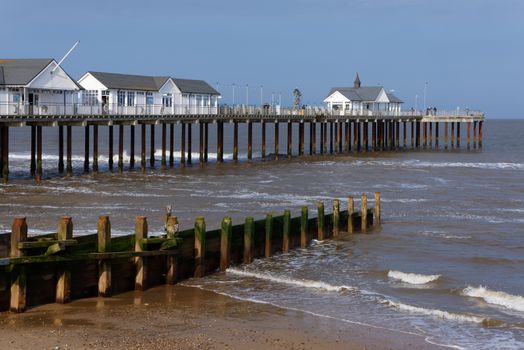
[0,109,485,182]
[0,194,379,312]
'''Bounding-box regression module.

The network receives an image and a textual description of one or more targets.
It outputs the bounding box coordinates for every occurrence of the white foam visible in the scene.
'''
[388,270,440,285]
[383,300,485,324]
[226,268,357,293]
[463,286,524,313]
[354,159,524,171]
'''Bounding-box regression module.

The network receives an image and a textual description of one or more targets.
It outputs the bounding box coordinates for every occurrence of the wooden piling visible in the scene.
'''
[299,122,304,156]
[204,122,209,162]
[169,123,175,166]
[287,121,292,159]
[93,125,99,174]
[56,216,73,303]
[329,122,334,154]
[429,122,433,148]
[345,121,350,152]
[187,123,192,164]
[10,217,27,312]
[467,122,471,149]
[108,125,114,171]
[334,122,338,154]
[403,121,407,148]
[338,121,343,153]
[317,202,325,240]
[220,217,232,271]
[58,125,64,173]
[30,126,36,176]
[283,209,291,253]
[374,192,381,226]
[243,217,254,264]
[162,123,167,169]
[194,217,206,278]
[36,125,43,183]
[165,216,178,285]
[357,121,361,151]
[332,199,340,238]
[423,122,427,148]
[180,123,186,166]
[66,125,72,177]
[347,196,354,234]
[361,193,368,233]
[479,121,483,148]
[265,213,273,258]
[320,122,324,155]
[261,121,266,160]
[416,121,420,148]
[457,122,461,148]
[312,121,317,154]
[300,206,308,248]
[98,216,112,297]
[118,125,124,172]
[199,122,204,164]
[411,121,415,149]
[435,122,439,149]
[150,124,155,167]
[233,121,238,161]
[248,121,253,160]
[444,122,448,150]
[141,124,146,171]
[135,216,148,290]
[451,122,455,148]
[396,121,400,149]
[473,121,477,149]
[363,121,369,152]
[130,125,135,169]
[323,121,328,154]
[274,122,279,160]
[84,125,90,173]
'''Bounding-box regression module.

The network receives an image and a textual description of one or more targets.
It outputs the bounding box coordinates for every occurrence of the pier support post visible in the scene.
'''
[333,199,340,238]
[444,122,448,150]
[194,217,206,278]
[411,121,415,149]
[479,121,483,148]
[317,202,325,240]
[199,122,204,164]
[187,122,192,164]
[345,121,350,153]
[372,122,376,150]
[265,213,273,258]
[56,216,73,303]
[10,217,27,313]
[217,121,223,163]
[374,192,381,226]
[204,122,209,162]
[283,209,291,253]
[118,125,124,172]
[423,122,427,149]
[300,206,308,248]
[396,121,400,149]
[320,122,324,155]
[287,121,292,159]
[312,121,317,154]
[364,121,369,151]
[66,126,72,177]
[141,124,146,171]
[162,123,167,169]
[467,122,471,150]
[130,125,135,169]
[435,122,439,149]
[180,123,186,166]
[108,125,114,171]
[233,121,238,161]
[150,124,155,167]
[347,196,354,234]
[220,217,232,271]
[248,121,253,160]
[30,126,36,176]
[166,216,178,285]
[169,123,175,166]
[429,122,433,148]
[334,122,338,154]
[403,121,407,148]
[274,122,279,160]
[36,125,43,183]
[58,125,64,173]
[416,121,420,148]
[339,121,343,153]
[457,122,461,148]
[93,125,99,174]
[84,125,90,173]
[323,121,328,154]
[261,121,266,160]
[357,121,362,152]
[329,122,334,154]
[243,217,254,264]
[361,193,368,233]
[299,122,304,156]
[451,122,455,148]
[473,121,477,149]
[135,216,148,290]
[98,216,112,297]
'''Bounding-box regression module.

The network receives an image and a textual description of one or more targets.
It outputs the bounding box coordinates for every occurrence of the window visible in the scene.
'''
[162,93,172,107]
[127,91,135,106]
[12,94,21,103]
[118,91,126,106]
[82,90,98,106]
[203,95,209,107]
[146,92,154,105]
[195,94,203,106]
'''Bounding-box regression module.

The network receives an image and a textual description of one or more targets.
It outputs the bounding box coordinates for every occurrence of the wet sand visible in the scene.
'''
[0,285,445,350]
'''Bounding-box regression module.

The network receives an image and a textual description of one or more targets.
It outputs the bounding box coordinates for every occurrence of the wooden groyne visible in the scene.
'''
[0,111,484,183]
[0,193,380,313]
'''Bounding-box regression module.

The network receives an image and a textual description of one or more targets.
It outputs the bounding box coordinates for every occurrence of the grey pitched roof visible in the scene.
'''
[386,92,403,103]
[0,58,54,86]
[172,78,219,95]
[87,71,170,91]
[327,86,403,103]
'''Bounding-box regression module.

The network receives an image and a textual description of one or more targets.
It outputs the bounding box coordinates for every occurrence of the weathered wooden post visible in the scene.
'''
[374,192,381,226]
[312,121,317,154]
[299,122,304,156]
[10,217,27,312]
[217,121,224,163]
[283,209,291,253]
[150,124,156,167]
[339,121,343,153]
[451,122,455,148]
[287,121,292,159]
[30,125,36,176]
[180,123,186,166]
[56,216,73,303]
[473,121,477,149]
[300,206,308,248]
[333,199,340,238]
[187,123,192,164]
[220,217,232,271]
[357,121,361,152]
[204,122,209,162]
[58,125,64,173]
[141,124,147,171]
[265,213,273,258]
[361,193,368,233]
[84,125,90,173]
[261,121,266,159]
[347,196,354,234]
[130,124,135,169]
[108,125,114,171]
[97,216,112,297]
[169,123,175,166]
[423,122,427,148]
[329,122,334,154]
[320,122,324,155]
[323,121,328,154]
[364,121,369,152]
[317,202,325,240]
[416,121,421,148]
[243,217,254,264]
[199,122,204,164]
[194,216,206,278]
[135,216,148,290]
[93,124,99,174]
[274,122,279,160]
[118,124,124,172]
[36,125,43,183]
[346,121,351,152]
[66,125,72,176]
[444,122,448,150]
[435,122,439,149]
[248,121,253,160]
[233,121,238,161]
[411,121,415,149]
[162,123,167,169]
[479,121,483,148]
[467,122,471,150]
[165,216,178,285]
[403,121,407,148]
[429,122,433,148]
[457,122,461,148]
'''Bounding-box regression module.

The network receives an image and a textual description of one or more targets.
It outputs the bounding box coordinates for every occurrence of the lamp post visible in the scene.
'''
[260,85,263,106]
[232,83,235,105]
[423,81,428,111]
[246,84,249,106]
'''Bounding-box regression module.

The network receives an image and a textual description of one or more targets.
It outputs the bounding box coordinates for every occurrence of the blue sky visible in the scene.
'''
[2,0,523,117]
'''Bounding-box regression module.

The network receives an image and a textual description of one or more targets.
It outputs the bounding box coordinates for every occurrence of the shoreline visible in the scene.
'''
[0,284,448,350]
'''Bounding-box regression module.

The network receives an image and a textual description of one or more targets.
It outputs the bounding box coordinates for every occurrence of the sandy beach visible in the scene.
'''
[0,284,446,350]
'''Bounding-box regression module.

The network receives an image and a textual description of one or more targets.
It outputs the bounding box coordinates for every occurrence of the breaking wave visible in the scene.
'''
[388,270,441,285]
[463,286,524,313]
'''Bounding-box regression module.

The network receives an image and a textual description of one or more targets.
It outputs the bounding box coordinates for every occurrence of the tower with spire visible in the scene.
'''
[354,72,361,89]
